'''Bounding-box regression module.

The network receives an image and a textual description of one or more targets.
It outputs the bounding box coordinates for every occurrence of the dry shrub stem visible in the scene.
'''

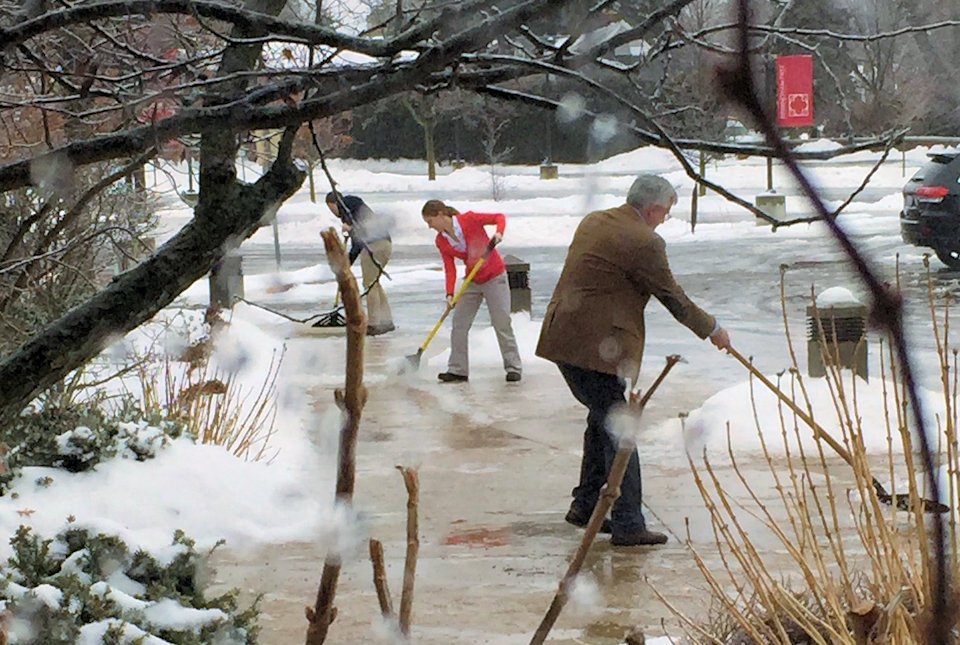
[368,539,394,619]
[717,2,950,639]
[529,439,635,645]
[679,269,960,641]
[397,465,420,636]
[132,319,282,462]
[304,228,367,645]
[529,355,682,645]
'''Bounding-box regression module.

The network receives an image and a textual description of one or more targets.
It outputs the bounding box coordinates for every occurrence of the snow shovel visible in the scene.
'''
[403,238,499,372]
[310,285,346,328]
[727,346,948,513]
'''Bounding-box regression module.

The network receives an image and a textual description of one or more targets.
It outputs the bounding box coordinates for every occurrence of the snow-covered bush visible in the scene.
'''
[0,526,259,644]
[1,396,187,495]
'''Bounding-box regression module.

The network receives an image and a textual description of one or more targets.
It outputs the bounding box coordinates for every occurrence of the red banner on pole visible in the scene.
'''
[776,55,814,127]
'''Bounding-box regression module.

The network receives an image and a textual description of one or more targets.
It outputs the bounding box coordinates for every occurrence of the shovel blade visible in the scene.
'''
[398,351,423,375]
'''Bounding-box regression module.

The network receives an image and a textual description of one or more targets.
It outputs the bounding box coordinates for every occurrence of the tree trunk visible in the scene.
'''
[0,0,304,423]
[425,119,436,181]
[0,147,303,423]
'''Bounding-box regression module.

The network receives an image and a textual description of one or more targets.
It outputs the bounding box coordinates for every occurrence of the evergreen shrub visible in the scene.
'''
[0,526,259,644]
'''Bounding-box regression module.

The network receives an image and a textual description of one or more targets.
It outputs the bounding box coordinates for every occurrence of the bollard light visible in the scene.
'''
[806,286,868,381]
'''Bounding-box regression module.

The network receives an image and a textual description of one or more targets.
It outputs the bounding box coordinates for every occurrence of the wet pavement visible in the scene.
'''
[209,329,876,644]
[207,187,960,642]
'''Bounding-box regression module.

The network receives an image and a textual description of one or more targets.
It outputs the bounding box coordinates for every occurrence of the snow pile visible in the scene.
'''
[646,369,945,462]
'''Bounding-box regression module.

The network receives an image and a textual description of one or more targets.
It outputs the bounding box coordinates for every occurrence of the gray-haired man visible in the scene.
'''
[536,174,731,546]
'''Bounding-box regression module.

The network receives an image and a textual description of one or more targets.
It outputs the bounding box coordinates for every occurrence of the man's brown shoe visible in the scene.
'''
[610,529,668,546]
[438,372,468,383]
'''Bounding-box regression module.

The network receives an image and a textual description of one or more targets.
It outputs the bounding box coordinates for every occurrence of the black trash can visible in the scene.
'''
[503,254,531,314]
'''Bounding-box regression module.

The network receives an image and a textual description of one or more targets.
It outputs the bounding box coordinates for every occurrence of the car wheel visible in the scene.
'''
[935,247,960,269]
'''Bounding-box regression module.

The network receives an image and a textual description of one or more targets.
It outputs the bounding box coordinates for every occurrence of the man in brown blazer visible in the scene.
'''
[536,174,731,546]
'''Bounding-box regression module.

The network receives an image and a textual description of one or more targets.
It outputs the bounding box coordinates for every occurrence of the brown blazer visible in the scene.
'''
[536,204,715,383]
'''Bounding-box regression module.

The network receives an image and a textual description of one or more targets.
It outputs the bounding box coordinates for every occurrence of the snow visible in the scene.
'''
[54,426,96,456]
[655,371,944,457]
[815,286,861,306]
[794,138,845,153]
[2,437,335,560]
[77,620,172,645]
[27,584,61,609]
[2,140,956,640]
[4,145,948,558]
[142,598,228,632]
[90,581,149,612]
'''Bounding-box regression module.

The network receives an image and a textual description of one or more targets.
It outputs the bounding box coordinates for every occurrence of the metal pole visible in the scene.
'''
[698,150,706,196]
[272,218,282,270]
[544,75,553,164]
[690,182,698,233]
[454,121,462,163]
[766,157,773,191]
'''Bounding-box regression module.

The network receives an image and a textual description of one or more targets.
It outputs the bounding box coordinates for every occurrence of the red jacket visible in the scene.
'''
[434,211,507,295]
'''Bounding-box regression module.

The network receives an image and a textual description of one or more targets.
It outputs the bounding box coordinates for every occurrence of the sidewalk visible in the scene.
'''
[210,331,856,644]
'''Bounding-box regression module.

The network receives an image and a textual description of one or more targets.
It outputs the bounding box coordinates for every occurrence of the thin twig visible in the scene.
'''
[717,1,950,641]
[396,465,420,636]
[368,539,394,618]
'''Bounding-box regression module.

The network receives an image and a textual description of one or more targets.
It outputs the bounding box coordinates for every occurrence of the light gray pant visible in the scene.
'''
[360,239,393,328]
[448,273,522,377]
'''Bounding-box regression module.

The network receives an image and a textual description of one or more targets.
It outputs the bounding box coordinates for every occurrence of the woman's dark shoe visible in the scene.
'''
[564,509,612,534]
[505,372,522,382]
[610,529,668,546]
[438,372,468,383]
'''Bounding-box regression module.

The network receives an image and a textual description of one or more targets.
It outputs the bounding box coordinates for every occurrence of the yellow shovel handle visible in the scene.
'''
[418,239,498,353]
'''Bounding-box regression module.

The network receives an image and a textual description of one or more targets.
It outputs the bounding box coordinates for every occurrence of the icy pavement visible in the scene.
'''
[209,334,875,644]
[197,150,960,642]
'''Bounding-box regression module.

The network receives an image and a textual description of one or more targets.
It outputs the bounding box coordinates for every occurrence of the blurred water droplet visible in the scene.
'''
[568,574,602,619]
[102,334,133,362]
[557,92,587,123]
[30,152,74,197]
[162,329,189,360]
[590,114,619,144]
[213,334,251,373]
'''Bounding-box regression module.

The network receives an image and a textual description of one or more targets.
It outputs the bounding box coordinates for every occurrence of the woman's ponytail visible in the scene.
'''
[422,199,459,219]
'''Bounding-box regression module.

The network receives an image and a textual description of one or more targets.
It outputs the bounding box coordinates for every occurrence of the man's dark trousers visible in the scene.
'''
[557,362,645,536]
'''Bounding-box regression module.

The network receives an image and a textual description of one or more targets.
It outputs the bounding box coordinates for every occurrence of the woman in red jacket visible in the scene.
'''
[422,199,522,383]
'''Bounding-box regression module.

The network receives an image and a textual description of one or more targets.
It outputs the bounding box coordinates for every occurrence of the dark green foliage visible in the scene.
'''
[128,531,202,603]
[60,527,130,580]
[1,526,259,644]
[1,394,188,495]
[6,525,59,587]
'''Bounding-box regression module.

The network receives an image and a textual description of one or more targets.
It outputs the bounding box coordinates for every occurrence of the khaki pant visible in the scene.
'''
[360,239,393,328]
[448,272,522,376]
